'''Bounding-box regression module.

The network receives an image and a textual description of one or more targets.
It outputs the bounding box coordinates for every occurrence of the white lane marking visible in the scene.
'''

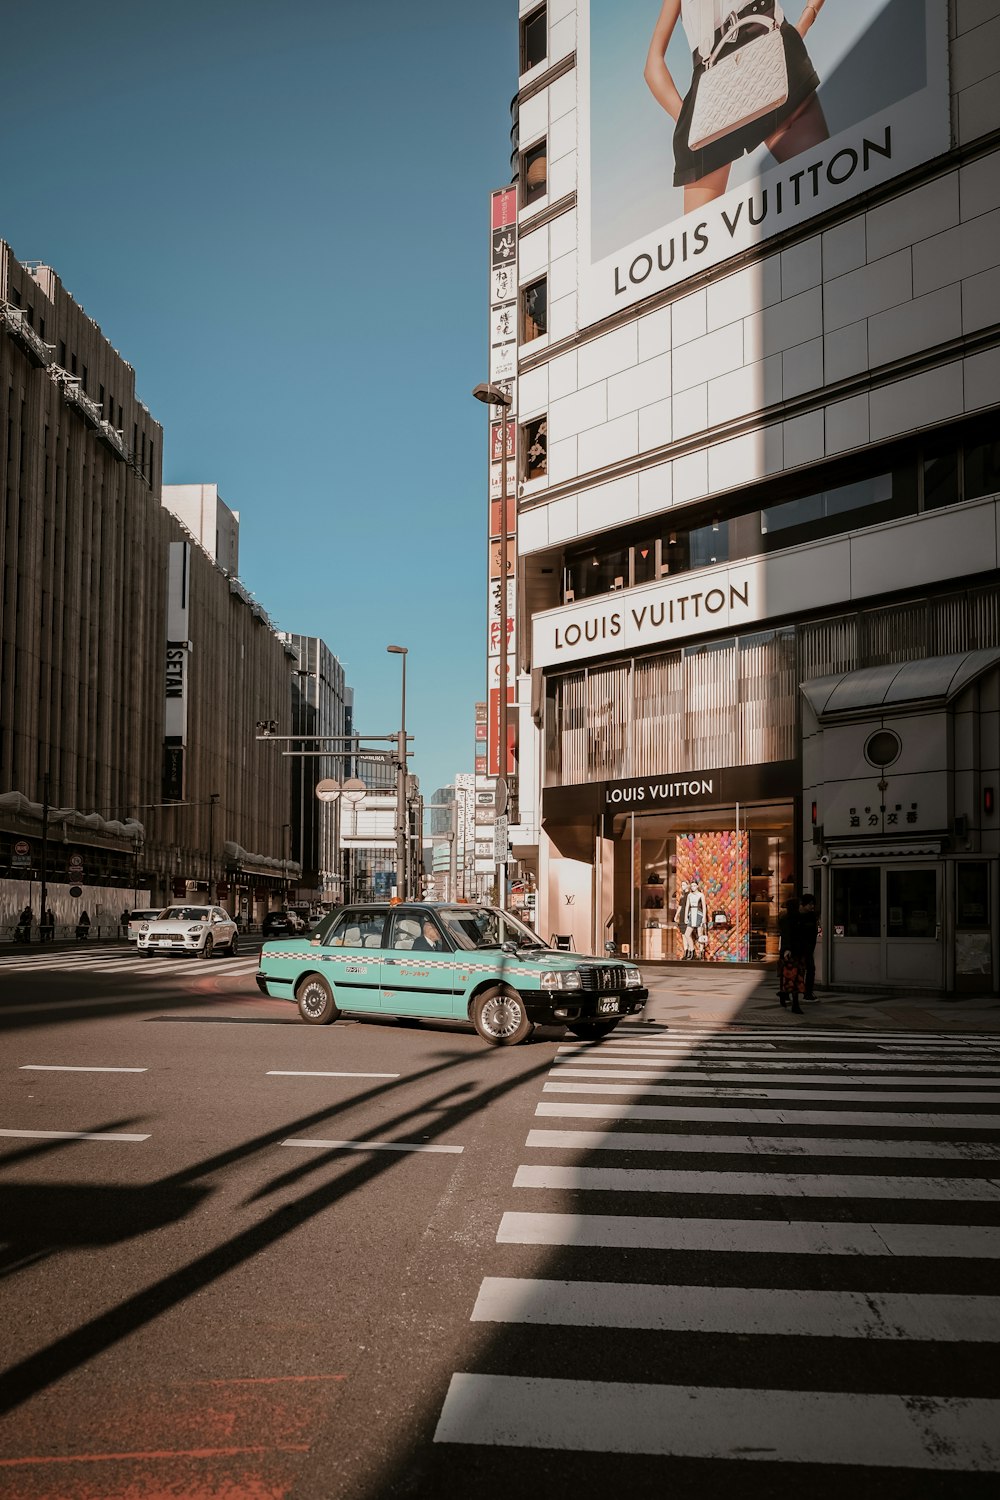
[543,1082,1000,1104]
[266,1070,400,1079]
[512,1164,1000,1201]
[19,1065,148,1073]
[523,1128,1000,1160]
[556,1049,1000,1070]
[281,1137,462,1154]
[550,1065,997,1086]
[0,1128,150,1141]
[496,1211,1000,1258]
[434,1373,1000,1468]
[470,1277,1000,1342]
[535,1101,1000,1129]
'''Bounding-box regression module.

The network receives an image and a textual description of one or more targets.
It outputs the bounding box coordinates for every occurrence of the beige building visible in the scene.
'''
[0,245,293,933]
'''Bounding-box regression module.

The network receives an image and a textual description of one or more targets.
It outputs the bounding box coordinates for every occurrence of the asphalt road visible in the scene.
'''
[1,943,998,1500]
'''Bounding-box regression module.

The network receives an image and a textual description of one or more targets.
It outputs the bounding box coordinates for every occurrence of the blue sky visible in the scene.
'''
[2,0,514,801]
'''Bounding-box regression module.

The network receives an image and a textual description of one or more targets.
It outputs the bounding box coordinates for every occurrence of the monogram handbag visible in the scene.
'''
[688,0,789,152]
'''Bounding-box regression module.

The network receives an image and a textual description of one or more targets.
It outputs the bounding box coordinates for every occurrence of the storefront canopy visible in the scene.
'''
[801,648,1000,721]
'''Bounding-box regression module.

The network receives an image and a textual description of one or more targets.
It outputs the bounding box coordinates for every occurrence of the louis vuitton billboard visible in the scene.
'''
[578,0,950,324]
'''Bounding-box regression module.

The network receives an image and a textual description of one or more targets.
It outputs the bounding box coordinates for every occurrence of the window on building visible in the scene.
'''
[521,140,547,206]
[761,474,893,535]
[520,5,547,72]
[70,353,78,375]
[523,415,547,480]
[522,278,547,342]
[689,519,728,569]
[923,450,959,511]
[9,287,21,306]
[633,539,658,586]
[964,437,1000,501]
[38,317,45,341]
[58,340,66,366]
[26,305,34,327]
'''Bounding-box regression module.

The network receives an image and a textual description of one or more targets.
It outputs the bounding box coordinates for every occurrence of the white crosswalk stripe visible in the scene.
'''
[435,1024,1000,1475]
[0,949,261,978]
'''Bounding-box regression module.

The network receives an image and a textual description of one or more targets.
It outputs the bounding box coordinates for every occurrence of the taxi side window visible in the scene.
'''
[324,910,366,948]
[361,915,386,948]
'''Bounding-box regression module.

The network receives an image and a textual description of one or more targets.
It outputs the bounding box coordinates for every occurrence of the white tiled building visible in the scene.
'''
[506,0,1000,992]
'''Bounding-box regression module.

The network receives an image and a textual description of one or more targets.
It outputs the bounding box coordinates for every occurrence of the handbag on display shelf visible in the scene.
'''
[688,0,789,152]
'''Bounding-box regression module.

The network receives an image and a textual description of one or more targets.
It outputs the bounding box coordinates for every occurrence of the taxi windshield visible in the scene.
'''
[438,906,547,951]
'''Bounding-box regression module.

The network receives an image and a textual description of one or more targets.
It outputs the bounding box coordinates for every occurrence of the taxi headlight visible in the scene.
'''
[625,969,642,989]
[540,970,583,991]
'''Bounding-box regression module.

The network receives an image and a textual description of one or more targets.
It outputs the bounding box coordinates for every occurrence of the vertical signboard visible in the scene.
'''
[488,186,517,780]
[163,541,191,800]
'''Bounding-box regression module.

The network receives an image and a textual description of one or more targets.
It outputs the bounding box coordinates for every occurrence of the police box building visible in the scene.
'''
[500,0,1000,992]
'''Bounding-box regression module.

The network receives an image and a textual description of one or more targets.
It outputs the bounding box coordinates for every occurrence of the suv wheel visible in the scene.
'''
[472,987,533,1046]
[201,935,214,960]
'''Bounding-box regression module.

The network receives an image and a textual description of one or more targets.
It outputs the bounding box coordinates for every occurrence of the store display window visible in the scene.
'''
[610,802,794,964]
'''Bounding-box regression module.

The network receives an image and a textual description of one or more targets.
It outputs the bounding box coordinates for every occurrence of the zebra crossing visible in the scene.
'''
[435,1021,1000,1477]
[0,946,261,980]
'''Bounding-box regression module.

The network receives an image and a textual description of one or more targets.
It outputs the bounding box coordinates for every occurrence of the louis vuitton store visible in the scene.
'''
[543,761,798,966]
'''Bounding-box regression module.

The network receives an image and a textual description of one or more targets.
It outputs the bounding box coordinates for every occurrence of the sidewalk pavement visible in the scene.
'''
[639,964,1000,1033]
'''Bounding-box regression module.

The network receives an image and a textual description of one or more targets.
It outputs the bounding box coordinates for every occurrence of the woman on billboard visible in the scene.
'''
[645,0,829,212]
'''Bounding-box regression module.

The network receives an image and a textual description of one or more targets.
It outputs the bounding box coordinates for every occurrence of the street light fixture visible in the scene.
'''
[387,645,408,900]
[472,380,512,908]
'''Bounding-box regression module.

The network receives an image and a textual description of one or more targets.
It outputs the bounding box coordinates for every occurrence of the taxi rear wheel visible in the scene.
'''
[472,987,533,1046]
[567,1019,619,1040]
[297,974,339,1026]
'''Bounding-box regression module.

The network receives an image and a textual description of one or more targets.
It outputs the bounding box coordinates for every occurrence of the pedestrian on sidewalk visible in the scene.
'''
[798,891,819,1000]
[15,905,33,943]
[41,907,55,943]
[777,896,805,1014]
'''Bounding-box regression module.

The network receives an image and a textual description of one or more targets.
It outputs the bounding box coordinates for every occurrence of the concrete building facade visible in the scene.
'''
[0,246,294,930]
[504,0,1000,991]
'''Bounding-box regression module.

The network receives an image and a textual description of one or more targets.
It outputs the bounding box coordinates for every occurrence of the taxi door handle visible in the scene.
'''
[384,958,397,965]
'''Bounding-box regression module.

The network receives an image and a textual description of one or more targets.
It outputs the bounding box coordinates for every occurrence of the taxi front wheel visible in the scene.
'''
[472,987,533,1046]
[297,974,339,1026]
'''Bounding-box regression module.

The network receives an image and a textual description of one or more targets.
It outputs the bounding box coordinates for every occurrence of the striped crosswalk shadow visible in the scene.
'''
[435,1025,1000,1475]
[0,949,261,978]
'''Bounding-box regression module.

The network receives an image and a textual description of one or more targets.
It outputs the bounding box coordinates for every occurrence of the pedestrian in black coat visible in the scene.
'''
[798,892,819,1000]
[777,897,805,1015]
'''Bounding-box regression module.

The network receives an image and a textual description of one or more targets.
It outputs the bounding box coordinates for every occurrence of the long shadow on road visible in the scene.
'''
[0,1042,555,1417]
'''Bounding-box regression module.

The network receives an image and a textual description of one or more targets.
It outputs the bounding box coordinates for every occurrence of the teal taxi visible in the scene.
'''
[255,902,647,1045]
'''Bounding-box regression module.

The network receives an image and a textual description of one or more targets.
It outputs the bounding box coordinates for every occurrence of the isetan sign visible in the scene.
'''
[533,563,757,667]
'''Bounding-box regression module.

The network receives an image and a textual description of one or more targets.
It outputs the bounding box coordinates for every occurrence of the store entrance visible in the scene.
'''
[610,802,794,964]
[831,864,943,988]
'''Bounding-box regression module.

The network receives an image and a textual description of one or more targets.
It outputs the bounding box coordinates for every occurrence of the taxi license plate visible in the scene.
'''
[598,997,619,1014]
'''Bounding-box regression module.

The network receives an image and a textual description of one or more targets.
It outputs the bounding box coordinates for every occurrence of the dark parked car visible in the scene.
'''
[261,910,304,939]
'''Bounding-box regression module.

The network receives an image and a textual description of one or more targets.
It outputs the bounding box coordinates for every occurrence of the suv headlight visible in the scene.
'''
[625,968,642,988]
[539,970,583,991]
[139,923,150,933]
[187,925,203,935]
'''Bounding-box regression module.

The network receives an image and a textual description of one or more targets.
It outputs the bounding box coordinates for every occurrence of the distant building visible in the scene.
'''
[161,483,240,574]
[278,634,350,903]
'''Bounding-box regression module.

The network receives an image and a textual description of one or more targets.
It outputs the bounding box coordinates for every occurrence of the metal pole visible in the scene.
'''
[39,771,50,942]
[394,654,408,900]
[208,793,219,902]
[497,402,510,911]
[449,798,458,902]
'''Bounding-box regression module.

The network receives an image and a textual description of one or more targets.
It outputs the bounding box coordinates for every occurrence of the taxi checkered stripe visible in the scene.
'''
[261,951,563,980]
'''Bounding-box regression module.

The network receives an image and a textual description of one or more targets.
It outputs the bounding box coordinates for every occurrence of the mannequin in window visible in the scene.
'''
[674,879,695,958]
[683,879,706,959]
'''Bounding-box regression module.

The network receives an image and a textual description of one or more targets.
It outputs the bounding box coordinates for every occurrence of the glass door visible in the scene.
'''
[832,864,942,988]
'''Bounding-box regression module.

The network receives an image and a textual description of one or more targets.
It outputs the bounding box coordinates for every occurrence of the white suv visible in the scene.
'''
[138,905,239,958]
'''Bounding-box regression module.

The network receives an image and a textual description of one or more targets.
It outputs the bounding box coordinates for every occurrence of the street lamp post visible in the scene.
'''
[208,792,220,902]
[472,381,512,908]
[387,645,408,900]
